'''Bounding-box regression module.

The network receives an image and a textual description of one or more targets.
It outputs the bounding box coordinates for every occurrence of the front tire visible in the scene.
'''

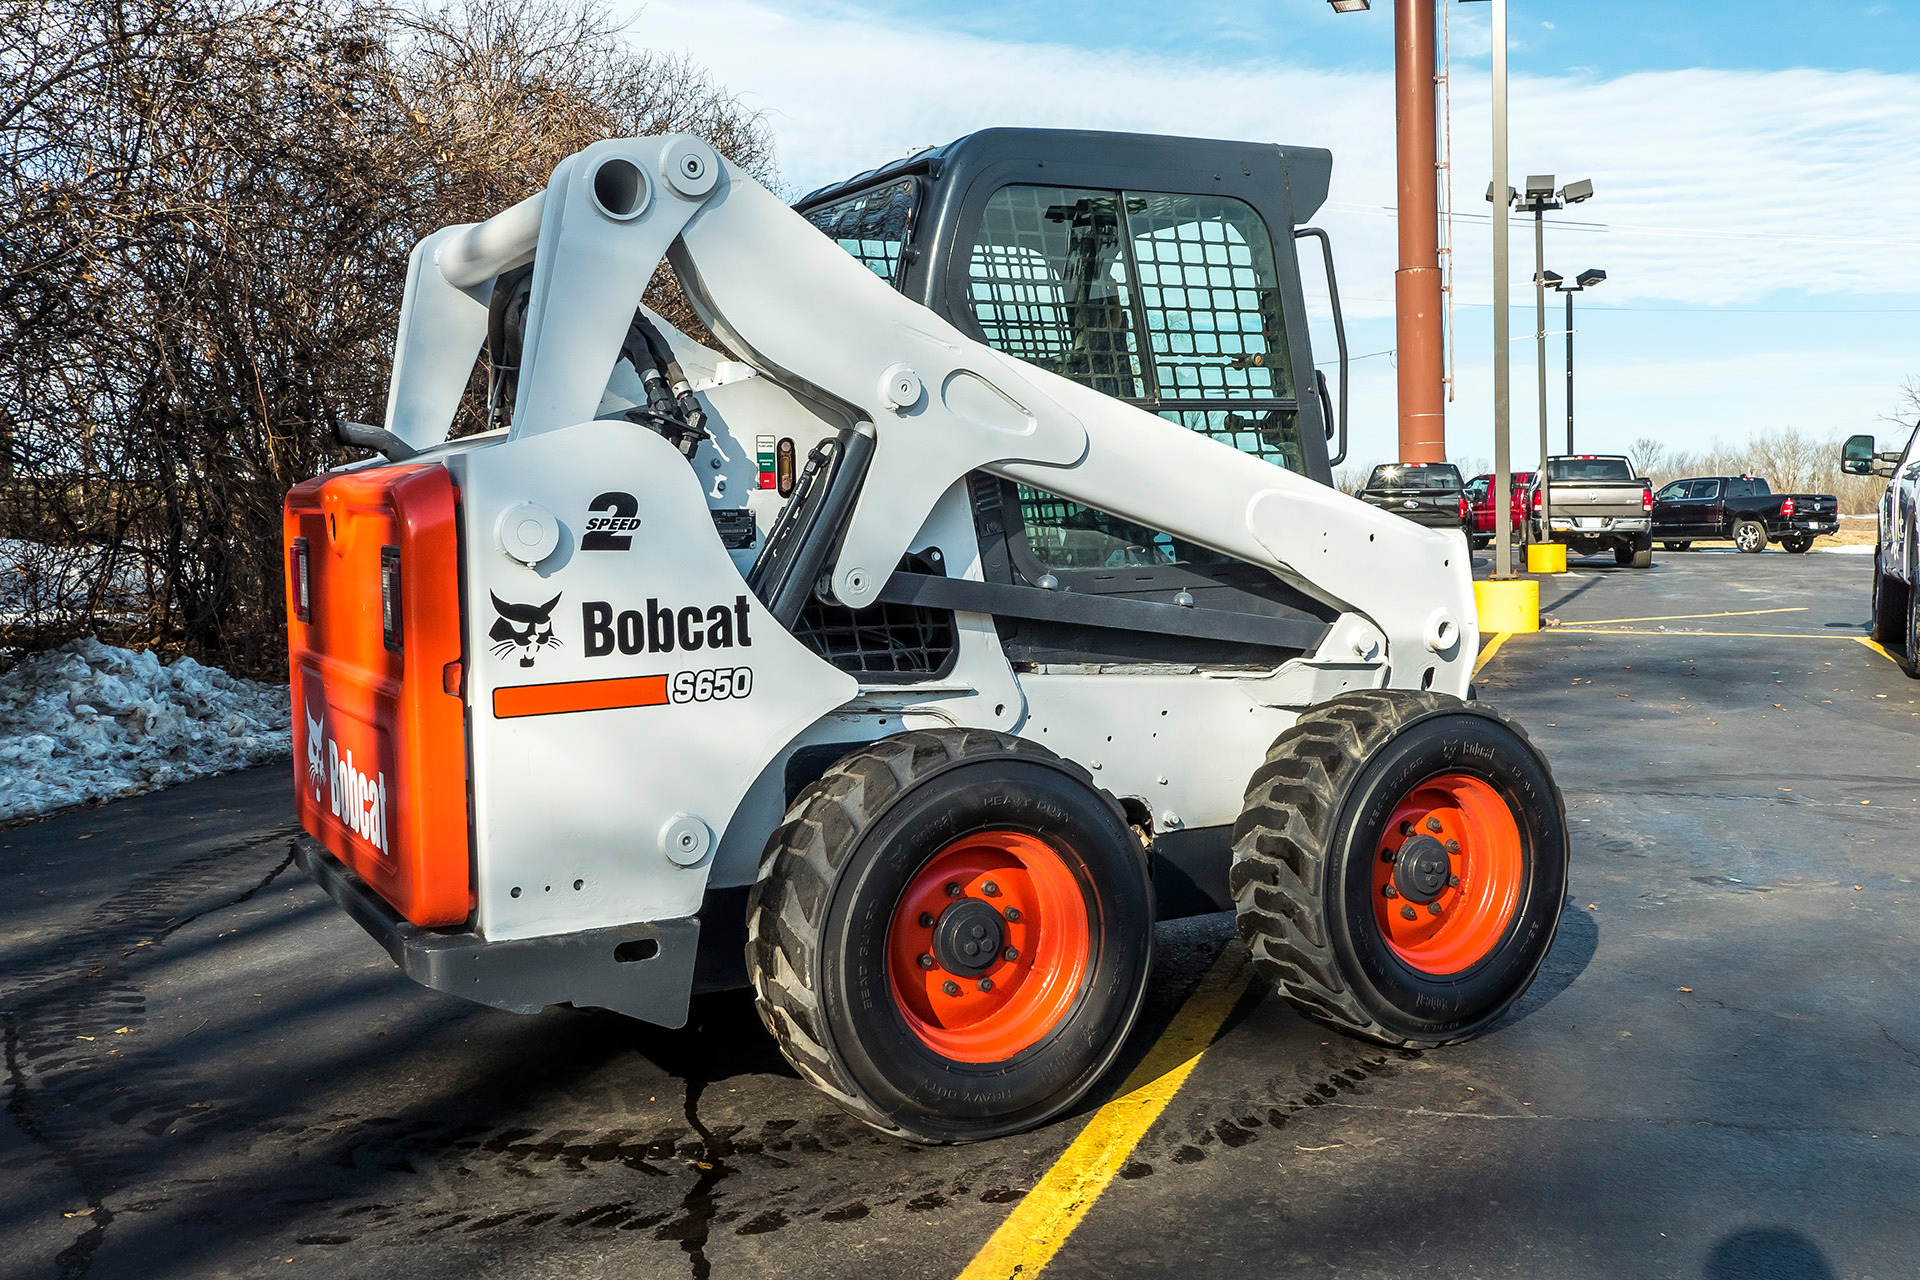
[1734,520,1768,553]
[1615,534,1653,569]
[746,730,1153,1142]
[1229,691,1569,1047]
[1781,536,1814,554]
[1663,541,1691,552]
[1904,560,1920,680]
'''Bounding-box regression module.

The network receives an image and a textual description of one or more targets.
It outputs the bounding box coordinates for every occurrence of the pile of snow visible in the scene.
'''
[0,638,290,823]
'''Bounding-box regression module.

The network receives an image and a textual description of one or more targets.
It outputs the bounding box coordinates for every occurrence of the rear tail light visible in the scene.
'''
[292,537,311,623]
[1642,488,1654,513]
[1532,488,1542,513]
[1459,495,1470,520]
[380,545,403,653]
[1781,496,1796,518]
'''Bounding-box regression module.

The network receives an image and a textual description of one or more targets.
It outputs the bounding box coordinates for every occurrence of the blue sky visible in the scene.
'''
[640,1,1920,472]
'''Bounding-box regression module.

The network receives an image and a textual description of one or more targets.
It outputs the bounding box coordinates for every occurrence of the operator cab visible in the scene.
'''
[791,128,1350,668]
[794,128,1346,487]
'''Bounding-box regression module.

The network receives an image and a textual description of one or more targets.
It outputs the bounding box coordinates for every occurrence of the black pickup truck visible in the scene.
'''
[1650,475,1839,553]
[1358,462,1466,530]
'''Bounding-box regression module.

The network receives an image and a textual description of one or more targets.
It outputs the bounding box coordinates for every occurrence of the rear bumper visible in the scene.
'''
[1778,520,1839,536]
[293,835,700,1028]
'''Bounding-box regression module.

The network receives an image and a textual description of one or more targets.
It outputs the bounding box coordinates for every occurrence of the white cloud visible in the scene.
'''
[636,0,1920,462]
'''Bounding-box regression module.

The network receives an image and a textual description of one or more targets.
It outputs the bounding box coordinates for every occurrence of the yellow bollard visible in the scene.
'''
[1526,542,1567,574]
[1474,579,1539,634]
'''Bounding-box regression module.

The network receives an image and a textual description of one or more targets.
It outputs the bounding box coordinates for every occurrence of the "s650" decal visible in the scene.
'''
[671,667,752,703]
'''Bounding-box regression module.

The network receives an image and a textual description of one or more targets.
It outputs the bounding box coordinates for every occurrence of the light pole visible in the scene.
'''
[1548,268,1605,453]
[1492,175,1592,540]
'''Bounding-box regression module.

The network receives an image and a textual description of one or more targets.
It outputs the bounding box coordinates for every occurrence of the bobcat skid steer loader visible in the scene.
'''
[284,132,1568,1143]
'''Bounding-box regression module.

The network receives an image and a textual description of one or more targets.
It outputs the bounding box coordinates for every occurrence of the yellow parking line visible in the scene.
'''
[1554,628,1847,639]
[1858,636,1904,665]
[1563,607,1807,626]
[956,946,1250,1280]
[1473,631,1513,678]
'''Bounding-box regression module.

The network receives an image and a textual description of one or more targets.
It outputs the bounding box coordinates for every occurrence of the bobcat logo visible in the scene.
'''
[490,592,563,667]
[304,703,326,800]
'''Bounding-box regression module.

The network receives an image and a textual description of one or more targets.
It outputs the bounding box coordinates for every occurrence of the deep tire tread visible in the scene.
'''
[1229,689,1561,1049]
[745,730,1104,1139]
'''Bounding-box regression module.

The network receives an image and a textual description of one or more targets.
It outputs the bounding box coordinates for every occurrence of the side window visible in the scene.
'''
[1728,479,1754,499]
[803,180,918,284]
[1128,192,1293,400]
[1016,482,1232,571]
[1694,480,1721,500]
[966,186,1146,398]
[1468,477,1490,501]
[1656,483,1684,501]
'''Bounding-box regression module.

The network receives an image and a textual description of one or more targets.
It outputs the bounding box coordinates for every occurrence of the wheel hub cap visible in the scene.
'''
[1392,834,1451,904]
[933,899,1006,975]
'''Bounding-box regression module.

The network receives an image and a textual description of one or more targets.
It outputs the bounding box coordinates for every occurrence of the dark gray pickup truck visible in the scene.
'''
[1650,475,1839,553]
[1358,462,1466,530]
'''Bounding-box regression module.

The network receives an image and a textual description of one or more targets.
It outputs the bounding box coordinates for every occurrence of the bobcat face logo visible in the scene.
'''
[490,592,563,667]
[304,703,325,800]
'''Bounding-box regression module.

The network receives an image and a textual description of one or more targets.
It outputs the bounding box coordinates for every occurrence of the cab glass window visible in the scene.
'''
[1016,480,1232,570]
[1655,482,1685,501]
[1129,193,1293,400]
[966,186,1146,398]
[803,179,918,284]
[1689,479,1721,499]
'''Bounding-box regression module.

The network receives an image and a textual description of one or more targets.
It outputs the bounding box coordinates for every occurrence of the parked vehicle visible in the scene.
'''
[1650,475,1839,553]
[1462,471,1534,550]
[1527,455,1653,567]
[1843,429,1920,676]
[1359,462,1466,531]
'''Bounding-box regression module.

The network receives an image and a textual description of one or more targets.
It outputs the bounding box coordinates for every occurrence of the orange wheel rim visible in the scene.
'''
[887,831,1091,1064]
[1373,773,1523,975]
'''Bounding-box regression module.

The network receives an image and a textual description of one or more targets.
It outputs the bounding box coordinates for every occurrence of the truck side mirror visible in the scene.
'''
[1841,434,1875,476]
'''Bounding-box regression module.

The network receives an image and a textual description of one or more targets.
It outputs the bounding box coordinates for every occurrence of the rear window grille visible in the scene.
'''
[793,555,956,680]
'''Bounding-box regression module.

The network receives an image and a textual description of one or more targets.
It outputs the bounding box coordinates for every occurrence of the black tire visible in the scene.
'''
[1472,536,1492,551]
[745,729,1153,1143]
[1733,519,1768,553]
[1229,691,1568,1047]
[1663,541,1691,551]
[1872,556,1909,647]
[1615,534,1653,569]
[1904,556,1920,680]
[1781,536,1813,554]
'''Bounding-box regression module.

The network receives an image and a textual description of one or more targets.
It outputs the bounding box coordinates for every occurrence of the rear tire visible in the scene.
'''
[1905,560,1920,680]
[1781,536,1813,554]
[1229,691,1569,1047]
[746,729,1153,1142]
[1872,556,1909,647]
[1663,541,1691,552]
[1734,520,1768,553]
[1616,535,1653,569]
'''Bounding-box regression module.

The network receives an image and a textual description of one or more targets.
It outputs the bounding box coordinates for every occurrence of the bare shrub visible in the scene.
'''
[0,0,771,671]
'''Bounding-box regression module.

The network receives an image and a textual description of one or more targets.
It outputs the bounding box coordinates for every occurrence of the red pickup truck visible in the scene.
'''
[1462,472,1535,550]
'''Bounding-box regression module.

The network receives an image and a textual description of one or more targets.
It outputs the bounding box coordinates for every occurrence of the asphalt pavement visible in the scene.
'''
[4,545,1915,1280]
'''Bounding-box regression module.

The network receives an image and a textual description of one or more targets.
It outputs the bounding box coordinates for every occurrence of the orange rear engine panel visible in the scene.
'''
[284,465,471,926]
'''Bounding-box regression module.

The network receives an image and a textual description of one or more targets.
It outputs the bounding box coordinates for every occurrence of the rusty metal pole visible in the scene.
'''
[1394,0,1445,465]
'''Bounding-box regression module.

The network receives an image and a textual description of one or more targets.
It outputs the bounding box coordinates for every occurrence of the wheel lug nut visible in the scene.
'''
[1382,885,1399,899]
[1380,848,1396,863]
[1003,946,1019,962]
[946,882,962,898]
[978,978,994,992]
[982,881,999,897]
[942,980,960,996]
[1400,905,1417,921]
[1005,907,1022,922]
[1445,839,1459,854]
[1447,874,1460,887]
[1399,821,1414,836]
[1428,902,1443,916]
[1425,817,1443,833]
[918,953,935,969]
[919,912,935,927]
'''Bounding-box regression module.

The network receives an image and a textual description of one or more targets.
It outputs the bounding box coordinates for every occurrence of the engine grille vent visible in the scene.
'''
[793,554,957,680]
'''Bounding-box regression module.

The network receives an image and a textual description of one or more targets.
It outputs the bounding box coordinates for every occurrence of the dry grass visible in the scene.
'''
[1680,513,1877,552]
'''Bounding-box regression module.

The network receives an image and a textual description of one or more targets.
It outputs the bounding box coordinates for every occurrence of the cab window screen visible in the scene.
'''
[967,185,1146,398]
[1129,193,1292,400]
[803,179,917,284]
